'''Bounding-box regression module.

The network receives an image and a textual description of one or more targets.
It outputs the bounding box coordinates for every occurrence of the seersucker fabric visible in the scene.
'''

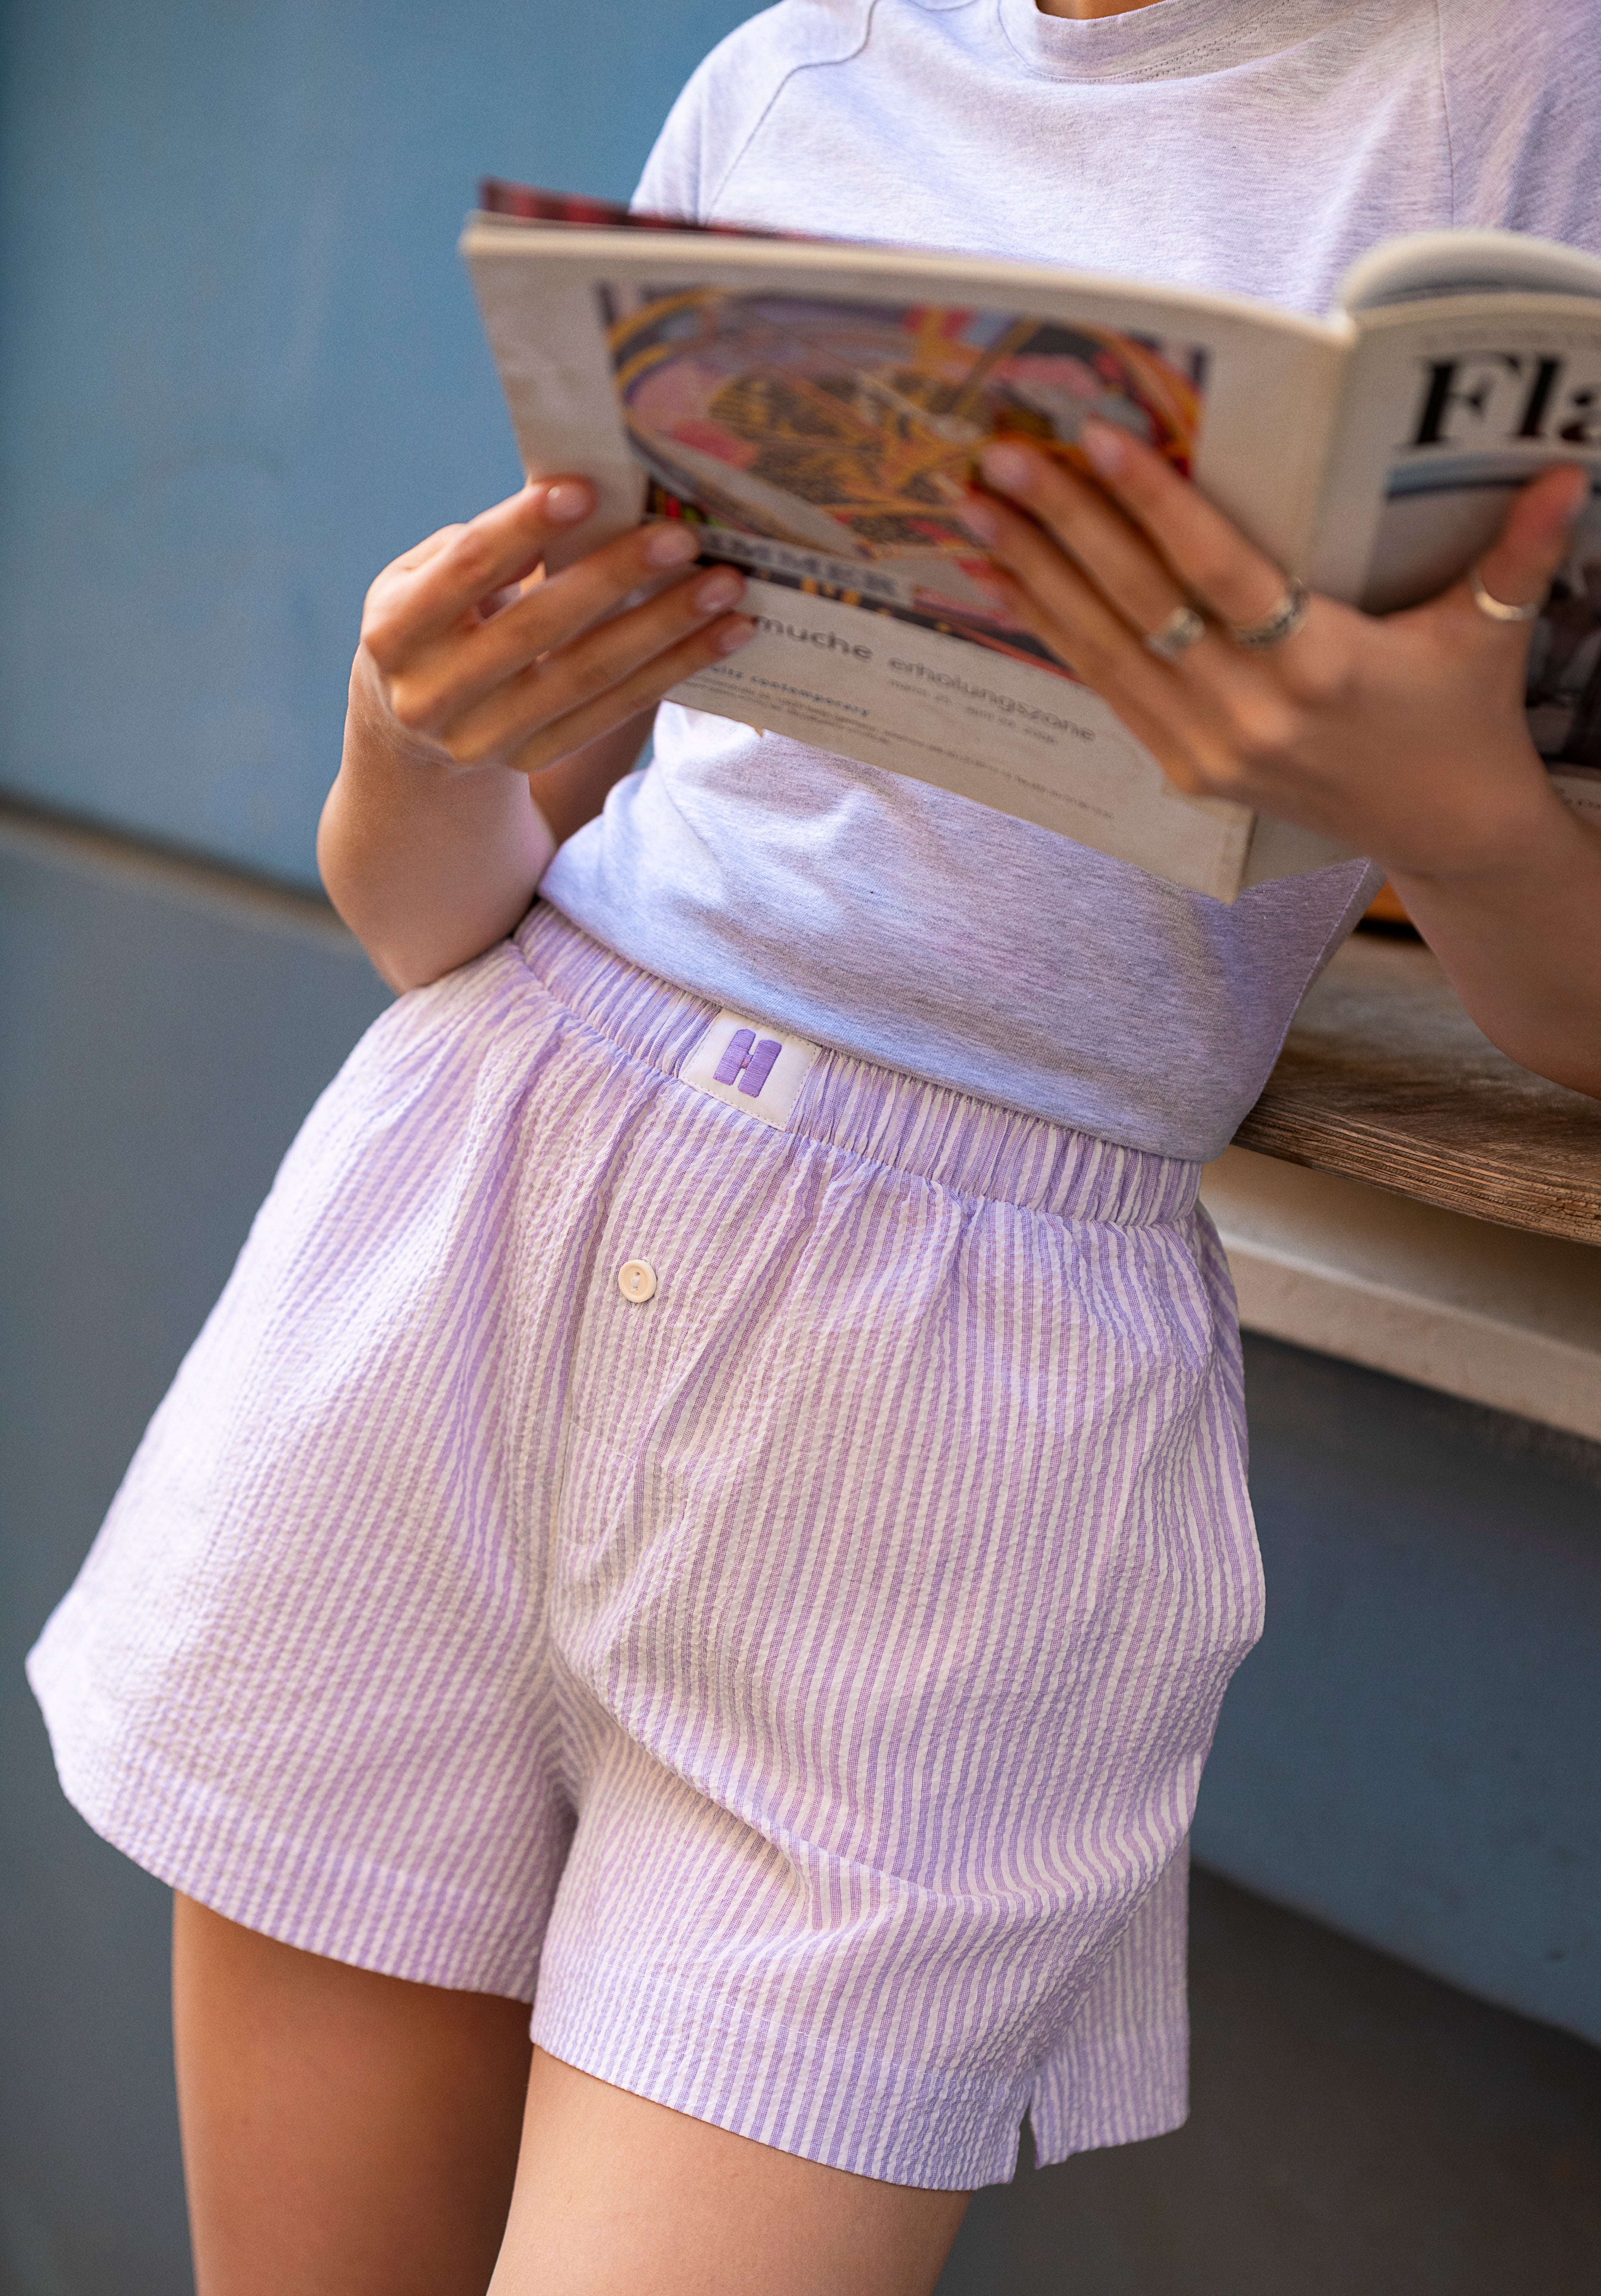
[30,907,1261,2188]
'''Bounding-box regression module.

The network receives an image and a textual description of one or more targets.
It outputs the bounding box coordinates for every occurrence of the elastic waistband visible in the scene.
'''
[514,905,1200,1228]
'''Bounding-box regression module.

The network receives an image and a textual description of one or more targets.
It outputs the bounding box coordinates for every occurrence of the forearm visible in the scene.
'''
[319,651,648,992]
[1390,793,1601,1098]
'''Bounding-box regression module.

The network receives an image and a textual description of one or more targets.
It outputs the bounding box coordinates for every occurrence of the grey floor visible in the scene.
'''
[939,1867,1601,2295]
[6,1839,1599,2296]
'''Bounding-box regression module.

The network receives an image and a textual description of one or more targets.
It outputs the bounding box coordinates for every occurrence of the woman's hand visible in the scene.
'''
[321,477,752,992]
[962,435,1601,1096]
[356,475,752,785]
[962,430,1586,877]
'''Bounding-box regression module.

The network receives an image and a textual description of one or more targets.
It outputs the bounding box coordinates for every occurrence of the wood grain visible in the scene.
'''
[1232,933,1601,1244]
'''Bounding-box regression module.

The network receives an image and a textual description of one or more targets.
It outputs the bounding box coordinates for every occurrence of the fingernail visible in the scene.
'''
[1080,423,1127,479]
[980,442,1035,494]
[1564,477,1592,527]
[543,480,593,524]
[716,618,756,654]
[960,494,1003,545]
[645,522,700,568]
[694,568,744,612]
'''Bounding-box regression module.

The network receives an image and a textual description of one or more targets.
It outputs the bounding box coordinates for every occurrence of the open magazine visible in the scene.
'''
[462,185,1601,902]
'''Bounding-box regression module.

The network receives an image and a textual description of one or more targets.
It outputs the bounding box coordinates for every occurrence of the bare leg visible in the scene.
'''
[172,1894,532,2296]
[488,2048,972,2296]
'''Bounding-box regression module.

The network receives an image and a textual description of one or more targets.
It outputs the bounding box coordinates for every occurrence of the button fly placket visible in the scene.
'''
[618,1260,658,1304]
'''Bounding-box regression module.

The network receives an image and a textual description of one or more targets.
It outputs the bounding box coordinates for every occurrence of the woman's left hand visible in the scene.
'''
[962,429,1588,882]
[963,429,1601,1099]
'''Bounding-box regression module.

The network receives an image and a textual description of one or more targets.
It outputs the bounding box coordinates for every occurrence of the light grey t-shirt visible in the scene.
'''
[541,0,1601,1162]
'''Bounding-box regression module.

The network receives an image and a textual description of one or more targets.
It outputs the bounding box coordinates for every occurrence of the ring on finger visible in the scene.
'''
[1144,604,1208,662]
[1468,562,1542,624]
[1228,577,1309,651]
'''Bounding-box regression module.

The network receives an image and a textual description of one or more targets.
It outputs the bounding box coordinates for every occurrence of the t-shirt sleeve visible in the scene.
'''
[631,5,793,222]
[1440,0,1601,253]
[631,1,863,224]
[632,67,713,220]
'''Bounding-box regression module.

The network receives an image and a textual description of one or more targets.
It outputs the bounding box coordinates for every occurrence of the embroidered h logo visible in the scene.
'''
[713,1028,783,1099]
[682,1009,819,1130]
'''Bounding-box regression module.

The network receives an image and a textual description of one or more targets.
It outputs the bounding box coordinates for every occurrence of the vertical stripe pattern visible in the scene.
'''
[29,905,1262,2191]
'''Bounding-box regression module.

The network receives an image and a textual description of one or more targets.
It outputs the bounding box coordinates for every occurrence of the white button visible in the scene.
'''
[618,1259,658,1303]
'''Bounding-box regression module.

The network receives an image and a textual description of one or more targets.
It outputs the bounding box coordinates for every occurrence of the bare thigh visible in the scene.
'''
[490,2049,971,2296]
[172,1895,532,2296]
[173,1897,970,2296]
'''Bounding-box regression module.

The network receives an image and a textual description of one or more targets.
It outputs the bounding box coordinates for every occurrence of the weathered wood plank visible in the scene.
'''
[1232,933,1601,1244]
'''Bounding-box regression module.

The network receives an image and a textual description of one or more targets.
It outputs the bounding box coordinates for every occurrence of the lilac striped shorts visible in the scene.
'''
[29,906,1261,2190]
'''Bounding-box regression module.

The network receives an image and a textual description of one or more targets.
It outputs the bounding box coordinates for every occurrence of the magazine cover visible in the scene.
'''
[583,274,1257,889]
[1327,324,1601,788]
[598,280,1204,681]
[467,179,1311,898]
[468,177,1369,895]
[466,191,1601,885]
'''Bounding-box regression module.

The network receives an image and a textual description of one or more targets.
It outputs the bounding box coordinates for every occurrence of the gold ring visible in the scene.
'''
[1468,562,1541,624]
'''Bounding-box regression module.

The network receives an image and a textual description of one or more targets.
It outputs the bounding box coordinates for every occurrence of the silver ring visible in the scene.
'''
[1144,604,1206,662]
[1229,578,1309,651]
[1469,562,1541,624]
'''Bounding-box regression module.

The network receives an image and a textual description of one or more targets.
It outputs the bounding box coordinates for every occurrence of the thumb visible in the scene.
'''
[1467,463,1591,620]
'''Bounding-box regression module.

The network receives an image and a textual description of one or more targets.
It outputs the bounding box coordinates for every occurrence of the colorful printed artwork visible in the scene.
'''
[600,286,1207,677]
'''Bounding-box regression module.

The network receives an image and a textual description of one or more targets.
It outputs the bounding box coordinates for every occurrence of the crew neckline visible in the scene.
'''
[994,0,1326,83]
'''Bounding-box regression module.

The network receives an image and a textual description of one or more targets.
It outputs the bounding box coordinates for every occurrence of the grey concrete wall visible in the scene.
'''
[1194,1339,1601,2046]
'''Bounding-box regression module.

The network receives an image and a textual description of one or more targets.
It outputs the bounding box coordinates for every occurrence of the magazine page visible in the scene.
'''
[462,220,1345,898]
[1306,293,1601,824]
[1336,228,1601,318]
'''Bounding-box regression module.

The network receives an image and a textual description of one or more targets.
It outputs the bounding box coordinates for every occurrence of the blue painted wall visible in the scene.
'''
[0,0,761,883]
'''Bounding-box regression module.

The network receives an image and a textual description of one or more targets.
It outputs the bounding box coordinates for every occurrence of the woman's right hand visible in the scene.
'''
[356,474,752,780]
[321,478,751,993]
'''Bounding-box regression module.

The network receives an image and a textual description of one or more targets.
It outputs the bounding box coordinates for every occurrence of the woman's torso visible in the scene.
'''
[541,0,1601,1160]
